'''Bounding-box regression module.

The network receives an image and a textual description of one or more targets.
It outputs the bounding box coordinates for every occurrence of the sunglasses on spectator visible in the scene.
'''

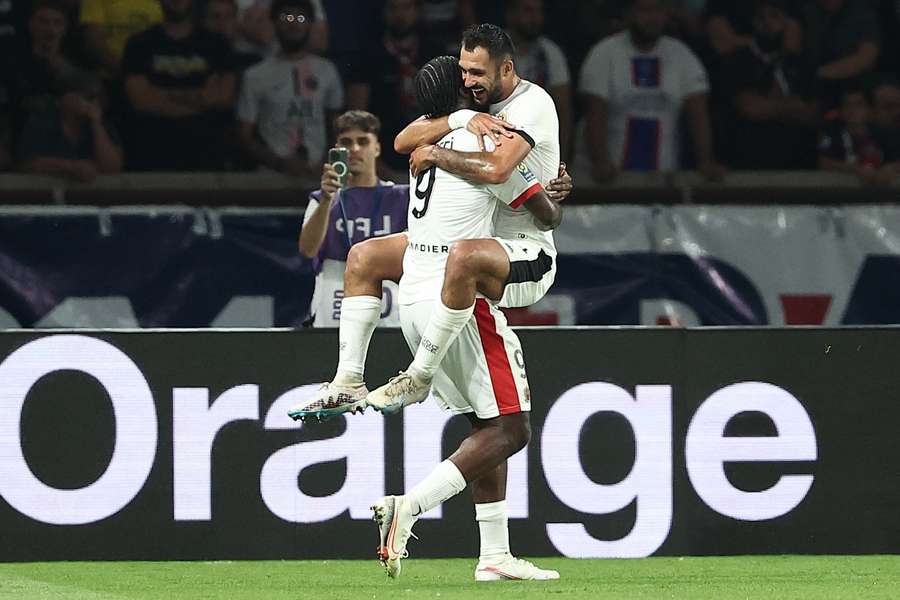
[278,13,307,23]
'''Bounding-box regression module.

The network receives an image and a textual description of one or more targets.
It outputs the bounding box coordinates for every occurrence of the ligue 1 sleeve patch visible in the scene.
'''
[517,162,536,184]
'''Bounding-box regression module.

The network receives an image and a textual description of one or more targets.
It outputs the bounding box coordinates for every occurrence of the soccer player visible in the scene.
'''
[288,24,568,421]
[372,54,560,581]
[367,23,562,412]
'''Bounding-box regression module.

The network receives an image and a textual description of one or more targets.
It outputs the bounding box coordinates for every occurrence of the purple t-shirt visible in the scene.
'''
[303,182,409,326]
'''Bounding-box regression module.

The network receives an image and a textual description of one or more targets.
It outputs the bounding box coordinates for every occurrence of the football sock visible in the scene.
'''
[476,500,511,560]
[409,299,475,381]
[408,460,467,516]
[334,295,381,383]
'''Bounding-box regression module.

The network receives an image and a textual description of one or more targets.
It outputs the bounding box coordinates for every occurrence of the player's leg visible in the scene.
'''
[334,233,407,383]
[463,420,559,581]
[367,239,509,411]
[288,233,406,421]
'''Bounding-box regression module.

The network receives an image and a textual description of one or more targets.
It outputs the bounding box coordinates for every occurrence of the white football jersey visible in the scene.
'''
[489,79,560,256]
[400,128,542,305]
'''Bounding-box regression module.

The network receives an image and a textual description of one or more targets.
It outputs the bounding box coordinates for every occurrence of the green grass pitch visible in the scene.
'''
[0,556,897,599]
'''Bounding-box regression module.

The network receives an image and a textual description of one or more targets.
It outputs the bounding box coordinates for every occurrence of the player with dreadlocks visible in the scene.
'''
[368,54,561,581]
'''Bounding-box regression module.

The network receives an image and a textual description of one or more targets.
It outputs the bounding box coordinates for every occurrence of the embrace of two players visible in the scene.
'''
[289,24,570,582]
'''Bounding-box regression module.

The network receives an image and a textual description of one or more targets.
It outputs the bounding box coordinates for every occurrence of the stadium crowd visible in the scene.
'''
[1,0,899,185]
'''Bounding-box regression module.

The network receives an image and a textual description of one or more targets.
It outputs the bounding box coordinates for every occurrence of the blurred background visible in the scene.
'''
[1,0,899,329]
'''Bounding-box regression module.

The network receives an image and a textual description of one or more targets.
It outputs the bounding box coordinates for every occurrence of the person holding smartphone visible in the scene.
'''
[298,110,410,327]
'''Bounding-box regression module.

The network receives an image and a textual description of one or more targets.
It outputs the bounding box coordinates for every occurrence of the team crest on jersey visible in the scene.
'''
[516,162,536,184]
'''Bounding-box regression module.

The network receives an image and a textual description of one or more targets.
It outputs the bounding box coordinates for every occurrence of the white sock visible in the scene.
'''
[409,299,475,381]
[334,295,381,383]
[476,500,510,561]
[407,459,467,516]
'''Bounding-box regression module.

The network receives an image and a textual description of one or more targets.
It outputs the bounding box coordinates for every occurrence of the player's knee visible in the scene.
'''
[446,241,480,280]
[346,240,375,281]
[504,414,531,455]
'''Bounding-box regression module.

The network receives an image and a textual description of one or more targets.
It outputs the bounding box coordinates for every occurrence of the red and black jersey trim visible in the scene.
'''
[512,129,535,148]
[505,249,553,284]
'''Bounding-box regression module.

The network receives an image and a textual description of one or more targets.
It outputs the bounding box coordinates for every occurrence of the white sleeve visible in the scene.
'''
[578,42,611,99]
[543,39,571,89]
[236,70,260,124]
[323,61,344,110]
[487,162,543,208]
[677,43,710,98]
[302,196,320,226]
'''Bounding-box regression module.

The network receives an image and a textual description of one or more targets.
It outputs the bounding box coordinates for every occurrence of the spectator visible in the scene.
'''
[868,76,900,183]
[298,110,408,327]
[505,0,574,161]
[346,0,443,178]
[235,0,327,56]
[716,0,818,169]
[420,0,477,52]
[204,0,264,71]
[705,0,802,58]
[9,0,81,136]
[122,0,237,171]
[16,69,123,182]
[576,0,723,183]
[819,86,887,180]
[804,0,880,107]
[238,0,343,177]
[80,0,163,76]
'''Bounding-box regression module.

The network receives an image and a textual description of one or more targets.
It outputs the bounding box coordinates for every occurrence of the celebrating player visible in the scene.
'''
[371,53,560,581]
[288,24,569,422]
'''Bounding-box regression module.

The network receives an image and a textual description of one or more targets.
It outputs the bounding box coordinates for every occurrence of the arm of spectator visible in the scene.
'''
[816,42,879,80]
[125,75,200,117]
[86,108,123,173]
[583,94,618,182]
[706,16,753,56]
[298,164,340,257]
[238,119,292,173]
[20,157,98,182]
[409,133,532,184]
[346,83,370,110]
[784,17,804,54]
[735,91,817,125]
[549,85,573,163]
[684,92,724,181]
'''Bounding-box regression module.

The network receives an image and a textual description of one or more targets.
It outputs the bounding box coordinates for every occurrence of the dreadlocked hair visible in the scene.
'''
[416,55,461,118]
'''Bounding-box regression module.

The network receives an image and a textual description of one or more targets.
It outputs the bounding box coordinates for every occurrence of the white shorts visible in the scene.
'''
[494,238,557,308]
[400,298,531,419]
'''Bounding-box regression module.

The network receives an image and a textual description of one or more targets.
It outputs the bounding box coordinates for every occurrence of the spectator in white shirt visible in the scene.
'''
[237,0,343,177]
[505,0,573,161]
[576,0,723,183]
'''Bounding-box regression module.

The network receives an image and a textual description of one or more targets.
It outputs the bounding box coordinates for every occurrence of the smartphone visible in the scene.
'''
[328,147,350,187]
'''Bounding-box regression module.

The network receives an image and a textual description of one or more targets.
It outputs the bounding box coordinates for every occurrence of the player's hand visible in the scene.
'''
[410,144,435,177]
[319,163,341,202]
[547,162,573,202]
[592,160,619,183]
[467,113,516,151]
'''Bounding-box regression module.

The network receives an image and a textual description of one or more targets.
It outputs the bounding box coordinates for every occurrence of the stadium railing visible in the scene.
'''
[0,171,898,206]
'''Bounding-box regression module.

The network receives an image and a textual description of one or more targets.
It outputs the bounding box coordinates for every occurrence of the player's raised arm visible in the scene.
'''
[395,112,517,154]
[409,131,532,184]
